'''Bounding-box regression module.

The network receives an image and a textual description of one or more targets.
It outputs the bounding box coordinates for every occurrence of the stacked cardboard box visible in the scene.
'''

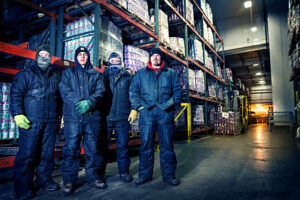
[124,45,149,71]
[64,15,123,64]
[157,10,170,45]
[172,65,196,91]
[170,37,185,55]
[195,70,205,95]
[192,105,204,126]
[207,79,216,97]
[170,0,194,26]
[0,83,19,140]
[208,105,216,126]
[205,50,214,72]
[214,112,241,135]
[226,68,233,82]
[127,0,150,24]
[189,38,203,63]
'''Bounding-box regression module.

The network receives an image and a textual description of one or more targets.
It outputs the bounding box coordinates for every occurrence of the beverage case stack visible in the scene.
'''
[288,0,300,69]
[192,105,205,126]
[0,83,19,140]
[169,0,194,26]
[64,15,123,63]
[127,0,151,24]
[124,45,149,71]
[214,112,241,135]
[189,38,204,63]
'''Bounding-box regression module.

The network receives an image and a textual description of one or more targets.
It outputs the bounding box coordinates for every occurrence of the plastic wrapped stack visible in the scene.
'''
[170,0,194,26]
[198,0,213,24]
[189,38,203,63]
[207,27,214,47]
[127,0,151,24]
[64,16,123,63]
[0,83,19,140]
[208,105,216,126]
[192,105,204,126]
[172,65,196,91]
[169,37,185,55]
[225,68,233,82]
[218,87,224,100]
[124,45,149,71]
[159,10,170,45]
[203,22,209,41]
[195,70,205,95]
[99,18,123,63]
[205,50,214,72]
[116,0,127,8]
[217,64,223,79]
[214,112,241,135]
[288,1,300,68]
[207,79,216,97]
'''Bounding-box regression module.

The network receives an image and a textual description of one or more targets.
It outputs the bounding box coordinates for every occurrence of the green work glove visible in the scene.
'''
[14,114,31,129]
[75,100,92,115]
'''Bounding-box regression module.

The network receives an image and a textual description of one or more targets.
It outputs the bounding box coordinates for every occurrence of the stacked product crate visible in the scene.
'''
[64,15,123,63]
[0,83,19,140]
[127,0,151,24]
[289,0,300,69]
[169,37,185,55]
[205,50,214,72]
[208,105,216,126]
[157,10,170,45]
[189,38,204,63]
[124,45,149,71]
[192,105,205,126]
[226,68,233,82]
[214,112,241,135]
[173,65,196,91]
[195,70,205,95]
[207,79,216,98]
[169,0,194,26]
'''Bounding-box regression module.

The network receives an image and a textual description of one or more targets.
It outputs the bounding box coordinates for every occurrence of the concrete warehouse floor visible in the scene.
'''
[1,124,300,200]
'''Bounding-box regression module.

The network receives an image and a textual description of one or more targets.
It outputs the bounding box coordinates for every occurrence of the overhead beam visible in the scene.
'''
[12,0,76,22]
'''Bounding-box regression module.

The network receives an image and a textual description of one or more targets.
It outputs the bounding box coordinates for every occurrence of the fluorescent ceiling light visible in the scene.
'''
[253,64,259,66]
[251,26,257,32]
[244,1,252,8]
[256,72,262,76]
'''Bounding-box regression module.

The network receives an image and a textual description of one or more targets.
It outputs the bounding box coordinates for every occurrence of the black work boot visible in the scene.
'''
[135,177,152,185]
[163,177,180,186]
[63,184,75,195]
[120,173,133,183]
[41,180,59,191]
[88,179,107,189]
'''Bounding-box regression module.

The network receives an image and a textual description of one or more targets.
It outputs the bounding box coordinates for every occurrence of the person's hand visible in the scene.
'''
[76,100,92,115]
[128,110,138,124]
[126,69,135,76]
[14,114,31,129]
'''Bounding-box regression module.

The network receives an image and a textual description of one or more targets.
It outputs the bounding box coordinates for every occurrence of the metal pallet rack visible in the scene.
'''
[0,0,231,167]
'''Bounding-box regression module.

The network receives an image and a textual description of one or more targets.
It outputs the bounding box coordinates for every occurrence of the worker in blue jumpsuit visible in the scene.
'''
[10,44,60,199]
[129,48,182,186]
[59,46,106,195]
[101,52,134,182]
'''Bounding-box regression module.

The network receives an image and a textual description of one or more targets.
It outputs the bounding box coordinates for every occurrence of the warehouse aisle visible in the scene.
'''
[1,124,300,200]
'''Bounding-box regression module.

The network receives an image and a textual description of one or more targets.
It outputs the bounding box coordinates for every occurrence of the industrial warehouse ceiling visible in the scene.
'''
[207,0,272,92]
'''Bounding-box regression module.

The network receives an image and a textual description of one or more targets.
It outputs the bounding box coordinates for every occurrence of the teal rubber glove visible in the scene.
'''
[14,114,31,129]
[75,100,92,115]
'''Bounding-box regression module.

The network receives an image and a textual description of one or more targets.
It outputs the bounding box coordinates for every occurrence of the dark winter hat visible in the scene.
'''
[75,46,91,68]
[108,52,121,62]
[35,44,51,60]
[149,47,164,61]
